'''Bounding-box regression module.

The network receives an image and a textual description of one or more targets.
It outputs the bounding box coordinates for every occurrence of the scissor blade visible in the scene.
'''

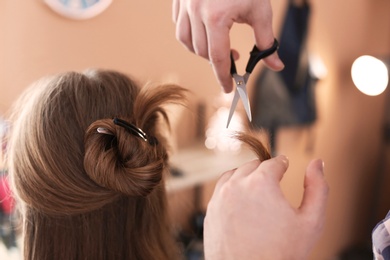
[226,89,240,128]
[236,85,252,122]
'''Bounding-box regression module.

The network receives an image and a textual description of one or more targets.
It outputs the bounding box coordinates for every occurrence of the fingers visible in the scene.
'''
[175,0,210,60]
[174,0,234,93]
[214,168,235,192]
[229,159,261,179]
[173,0,282,93]
[175,1,194,53]
[299,159,329,224]
[187,5,209,59]
[172,0,179,23]
[255,155,289,182]
[218,156,288,189]
[214,159,260,191]
[206,23,234,93]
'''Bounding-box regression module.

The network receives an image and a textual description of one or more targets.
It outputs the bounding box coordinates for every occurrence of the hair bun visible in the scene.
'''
[84,119,166,197]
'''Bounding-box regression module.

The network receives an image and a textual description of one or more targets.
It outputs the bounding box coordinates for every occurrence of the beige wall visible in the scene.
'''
[1,0,390,259]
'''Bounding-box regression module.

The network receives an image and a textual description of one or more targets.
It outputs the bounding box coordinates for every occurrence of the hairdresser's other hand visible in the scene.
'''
[204,156,329,260]
[172,0,284,93]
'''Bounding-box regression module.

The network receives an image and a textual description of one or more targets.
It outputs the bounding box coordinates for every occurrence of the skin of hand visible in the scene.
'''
[203,156,329,260]
[172,0,285,93]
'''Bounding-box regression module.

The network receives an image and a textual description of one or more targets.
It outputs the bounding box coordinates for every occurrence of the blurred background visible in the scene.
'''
[1,0,390,259]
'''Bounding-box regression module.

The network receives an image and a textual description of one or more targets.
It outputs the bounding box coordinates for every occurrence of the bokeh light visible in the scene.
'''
[351,55,389,96]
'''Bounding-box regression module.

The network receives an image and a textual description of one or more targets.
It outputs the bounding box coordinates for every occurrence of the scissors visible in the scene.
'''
[226,38,279,128]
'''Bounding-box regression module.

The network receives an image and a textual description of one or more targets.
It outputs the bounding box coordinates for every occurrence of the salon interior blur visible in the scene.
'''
[1,0,390,259]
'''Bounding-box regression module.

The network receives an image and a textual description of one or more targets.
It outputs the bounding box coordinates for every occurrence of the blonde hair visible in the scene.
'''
[8,69,186,260]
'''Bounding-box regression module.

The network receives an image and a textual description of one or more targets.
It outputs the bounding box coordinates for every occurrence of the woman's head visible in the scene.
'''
[8,69,186,259]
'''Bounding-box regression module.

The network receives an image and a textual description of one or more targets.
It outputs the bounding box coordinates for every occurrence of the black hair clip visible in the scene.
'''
[113,118,158,146]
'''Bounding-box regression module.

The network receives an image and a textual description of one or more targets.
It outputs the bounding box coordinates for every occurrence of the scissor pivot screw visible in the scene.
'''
[236,80,243,85]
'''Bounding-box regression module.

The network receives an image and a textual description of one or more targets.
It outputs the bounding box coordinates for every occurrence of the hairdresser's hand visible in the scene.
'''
[204,156,329,260]
[172,0,284,93]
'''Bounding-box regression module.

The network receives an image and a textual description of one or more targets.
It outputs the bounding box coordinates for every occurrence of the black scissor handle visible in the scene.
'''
[245,38,279,73]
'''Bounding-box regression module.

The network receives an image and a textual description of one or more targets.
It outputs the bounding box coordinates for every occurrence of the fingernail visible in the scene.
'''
[276,59,285,69]
[317,159,325,175]
[279,155,289,166]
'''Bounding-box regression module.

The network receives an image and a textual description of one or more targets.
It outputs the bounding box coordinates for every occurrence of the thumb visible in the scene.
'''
[299,159,329,219]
